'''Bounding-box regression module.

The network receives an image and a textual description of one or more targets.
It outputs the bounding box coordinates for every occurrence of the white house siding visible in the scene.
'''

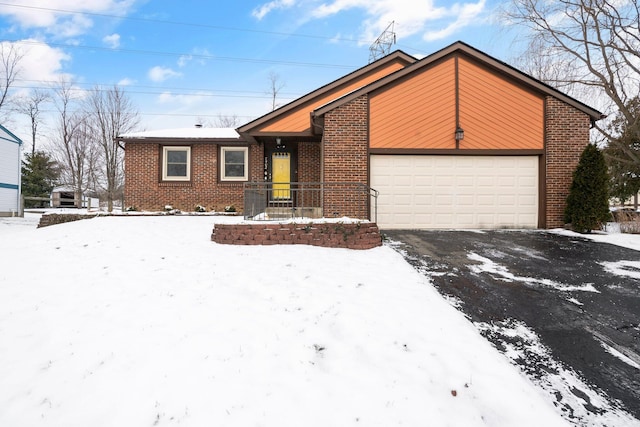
[0,126,23,216]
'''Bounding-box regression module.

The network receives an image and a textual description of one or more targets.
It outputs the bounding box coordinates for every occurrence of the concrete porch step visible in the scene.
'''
[265,206,322,219]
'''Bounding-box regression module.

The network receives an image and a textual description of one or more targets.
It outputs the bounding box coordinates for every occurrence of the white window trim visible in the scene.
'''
[162,146,191,181]
[221,146,249,181]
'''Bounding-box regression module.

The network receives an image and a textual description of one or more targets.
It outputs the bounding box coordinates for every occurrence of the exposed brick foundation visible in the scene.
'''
[211,222,382,250]
[544,97,592,228]
[124,143,264,212]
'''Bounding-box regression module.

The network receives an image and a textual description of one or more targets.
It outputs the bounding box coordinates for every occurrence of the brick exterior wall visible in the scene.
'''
[296,141,322,209]
[211,222,382,250]
[322,95,370,219]
[124,143,263,212]
[544,96,592,228]
[298,142,321,182]
[123,94,592,228]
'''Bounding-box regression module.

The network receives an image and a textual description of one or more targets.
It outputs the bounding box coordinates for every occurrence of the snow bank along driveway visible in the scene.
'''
[385,229,640,427]
[0,215,569,426]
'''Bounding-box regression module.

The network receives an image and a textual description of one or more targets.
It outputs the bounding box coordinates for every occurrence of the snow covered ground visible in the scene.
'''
[0,213,635,426]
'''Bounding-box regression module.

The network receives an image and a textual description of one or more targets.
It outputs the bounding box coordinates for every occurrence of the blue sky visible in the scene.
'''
[0,0,519,142]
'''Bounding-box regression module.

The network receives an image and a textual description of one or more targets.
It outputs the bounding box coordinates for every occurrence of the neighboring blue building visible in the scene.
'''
[0,124,23,216]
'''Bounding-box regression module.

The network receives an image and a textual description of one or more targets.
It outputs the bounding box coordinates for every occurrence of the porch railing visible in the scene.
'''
[244,182,378,222]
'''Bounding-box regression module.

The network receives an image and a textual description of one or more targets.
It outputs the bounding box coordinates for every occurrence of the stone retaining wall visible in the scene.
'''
[211,222,382,250]
[38,213,102,228]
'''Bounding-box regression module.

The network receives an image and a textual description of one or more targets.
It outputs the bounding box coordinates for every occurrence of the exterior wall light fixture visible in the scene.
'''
[455,127,465,141]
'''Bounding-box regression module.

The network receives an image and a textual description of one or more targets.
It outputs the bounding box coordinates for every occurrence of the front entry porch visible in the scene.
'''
[243,182,378,221]
[249,139,377,221]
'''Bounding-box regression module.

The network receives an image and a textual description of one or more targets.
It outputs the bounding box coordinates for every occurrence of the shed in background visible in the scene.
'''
[50,186,99,209]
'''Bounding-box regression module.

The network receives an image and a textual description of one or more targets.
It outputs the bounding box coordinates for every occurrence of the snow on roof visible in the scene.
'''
[118,127,241,140]
[52,186,76,192]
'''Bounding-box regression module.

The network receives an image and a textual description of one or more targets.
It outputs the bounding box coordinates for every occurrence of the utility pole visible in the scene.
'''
[369,21,396,63]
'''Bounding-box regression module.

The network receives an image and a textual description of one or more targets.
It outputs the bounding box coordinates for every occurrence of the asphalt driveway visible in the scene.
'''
[385,230,640,424]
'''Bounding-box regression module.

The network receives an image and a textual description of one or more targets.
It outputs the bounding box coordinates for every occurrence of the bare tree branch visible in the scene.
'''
[503,0,640,154]
[0,42,23,118]
[49,78,98,207]
[214,114,240,128]
[267,71,285,111]
[14,89,51,156]
[87,85,140,212]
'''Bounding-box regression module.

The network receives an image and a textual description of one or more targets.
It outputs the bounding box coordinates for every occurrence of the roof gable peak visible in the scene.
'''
[313,40,603,122]
[237,50,417,136]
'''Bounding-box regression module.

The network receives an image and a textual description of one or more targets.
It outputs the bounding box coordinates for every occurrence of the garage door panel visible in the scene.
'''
[518,176,537,187]
[434,214,454,226]
[477,195,496,206]
[435,194,454,205]
[455,213,475,225]
[456,176,474,187]
[371,155,538,229]
[393,195,412,205]
[457,195,474,205]
[414,214,434,224]
[392,175,412,186]
[498,194,516,206]
[519,195,537,206]
[499,176,517,187]
[414,195,433,206]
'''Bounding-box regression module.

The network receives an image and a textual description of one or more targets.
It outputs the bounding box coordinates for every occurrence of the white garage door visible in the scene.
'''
[370,155,539,229]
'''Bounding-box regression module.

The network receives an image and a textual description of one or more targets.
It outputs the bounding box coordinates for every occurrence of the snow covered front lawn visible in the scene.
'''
[0,214,568,426]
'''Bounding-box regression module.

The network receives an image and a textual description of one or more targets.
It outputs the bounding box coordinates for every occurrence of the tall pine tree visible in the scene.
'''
[22,151,59,208]
[564,144,610,233]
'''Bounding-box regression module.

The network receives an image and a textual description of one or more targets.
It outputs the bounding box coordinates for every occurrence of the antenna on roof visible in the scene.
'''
[368,21,396,63]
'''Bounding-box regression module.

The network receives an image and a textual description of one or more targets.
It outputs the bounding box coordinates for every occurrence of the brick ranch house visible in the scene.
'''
[119,41,603,229]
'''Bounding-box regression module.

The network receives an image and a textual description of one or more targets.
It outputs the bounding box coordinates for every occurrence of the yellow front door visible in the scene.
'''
[272,152,291,200]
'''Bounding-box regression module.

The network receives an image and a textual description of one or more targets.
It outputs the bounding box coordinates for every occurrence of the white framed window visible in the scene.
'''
[162,146,191,181]
[221,147,249,181]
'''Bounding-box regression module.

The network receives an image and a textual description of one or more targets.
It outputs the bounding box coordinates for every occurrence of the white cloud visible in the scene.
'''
[177,48,211,68]
[424,0,486,41]
[158,91,213,107]
[252,0,297,20]
[0,0,137,38]
[117,77,135,86]
[178,55,192,68]
[252,0,486,43]
[2,39,76,143]
[148,66,182,82]
[6,39,71,83]
[329,33,343,44]
[102,33,121,49]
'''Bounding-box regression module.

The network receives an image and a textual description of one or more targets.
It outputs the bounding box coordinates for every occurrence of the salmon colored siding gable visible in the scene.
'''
[458,57,544,150]
[369,55,545,151]
[370,58,456,149]
[261,61,407,133]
